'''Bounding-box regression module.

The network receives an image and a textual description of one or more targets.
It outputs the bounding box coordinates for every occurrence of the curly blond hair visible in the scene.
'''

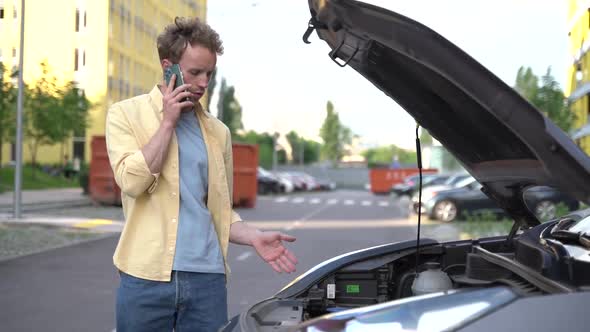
[157,17,223,62]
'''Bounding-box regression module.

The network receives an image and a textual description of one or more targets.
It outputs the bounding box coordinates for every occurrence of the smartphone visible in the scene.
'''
[164,64,190,102]
[164,63,185,89]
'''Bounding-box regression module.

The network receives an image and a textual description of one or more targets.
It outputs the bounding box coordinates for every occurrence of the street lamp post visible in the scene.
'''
[13,0,25,219]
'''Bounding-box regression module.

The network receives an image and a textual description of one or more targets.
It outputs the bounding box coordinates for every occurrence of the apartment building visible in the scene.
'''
[0,0,206,164]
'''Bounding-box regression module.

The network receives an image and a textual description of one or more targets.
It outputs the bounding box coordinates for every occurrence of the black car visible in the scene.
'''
[221,1,590,331]
[424,179,580,222]
[391,174,447,198]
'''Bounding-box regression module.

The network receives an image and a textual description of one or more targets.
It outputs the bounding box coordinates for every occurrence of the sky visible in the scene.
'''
[207,0,570,151]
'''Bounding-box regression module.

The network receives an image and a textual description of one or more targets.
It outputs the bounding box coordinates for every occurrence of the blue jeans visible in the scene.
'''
[116,270,227,332]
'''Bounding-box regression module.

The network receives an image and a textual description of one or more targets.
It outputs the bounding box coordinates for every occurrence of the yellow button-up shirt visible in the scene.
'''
[105,85,242,282]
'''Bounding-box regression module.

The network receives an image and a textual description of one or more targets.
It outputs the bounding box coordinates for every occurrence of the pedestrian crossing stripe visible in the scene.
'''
[272,198,390,207]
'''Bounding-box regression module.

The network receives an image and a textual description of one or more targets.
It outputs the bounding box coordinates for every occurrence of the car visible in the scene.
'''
[412,174,472,213]
[221,1,590,331]
[272,171,295,193]
[423,178,579,222]
[257,167,282,194]
[390,174,445,198]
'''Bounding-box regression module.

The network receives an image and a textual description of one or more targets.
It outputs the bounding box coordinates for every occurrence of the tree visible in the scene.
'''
[514,66,538,103]
[303,139,321,164]
[237,130,274,169]
[536,68,575,132]
[514,66,574,132]
[286,131,303,164]
[0,63,17,166]
[58,81,91,158]
[362,145,416,168]
[277,148,287,164]
[319,101,352,166]
[217,78,243,137]
[25,62,62,177]
[285,131,321,165]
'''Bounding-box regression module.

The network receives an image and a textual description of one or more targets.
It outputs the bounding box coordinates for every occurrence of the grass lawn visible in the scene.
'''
[0,165,80,192]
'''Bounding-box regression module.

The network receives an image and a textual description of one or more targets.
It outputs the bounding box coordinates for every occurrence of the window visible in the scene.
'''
[83,50,85,66]
[0,8,4,19]
[74,48,79,71]
[84,11,86,27]
[75,9,79,31]
[73,140,85,161]
[11,47,15,57]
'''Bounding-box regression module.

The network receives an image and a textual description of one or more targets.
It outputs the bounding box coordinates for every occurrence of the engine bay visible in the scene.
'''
[243,215,590,330]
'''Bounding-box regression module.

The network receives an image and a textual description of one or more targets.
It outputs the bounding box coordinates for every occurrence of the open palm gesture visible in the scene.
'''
[252,231,298,273]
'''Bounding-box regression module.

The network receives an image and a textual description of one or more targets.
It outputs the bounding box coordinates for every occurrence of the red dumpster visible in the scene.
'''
[90,135,258,207]
[89,136,122,205]
[369,168,438,194]
[232,143,258,208]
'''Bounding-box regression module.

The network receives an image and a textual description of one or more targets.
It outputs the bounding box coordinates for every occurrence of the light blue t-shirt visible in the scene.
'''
[172,111,224,274]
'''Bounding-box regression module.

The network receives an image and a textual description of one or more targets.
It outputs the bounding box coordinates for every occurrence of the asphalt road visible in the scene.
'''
[0,189,421,331]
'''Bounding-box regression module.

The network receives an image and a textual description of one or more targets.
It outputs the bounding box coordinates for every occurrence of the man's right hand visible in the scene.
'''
[161,74,194,127]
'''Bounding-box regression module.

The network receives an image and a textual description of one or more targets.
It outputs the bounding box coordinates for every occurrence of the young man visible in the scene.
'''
[105,17,298,331]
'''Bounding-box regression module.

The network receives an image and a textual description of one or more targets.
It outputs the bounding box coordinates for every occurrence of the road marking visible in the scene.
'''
[236,252,253,261]
[292,197,305,204]
[275,197,289,203]
[327,199,339,205]
[310,198,321,204]
[73,219,113,229]
[378,201,390,207]
[361,200,372,206]
[344,200,355,206]
[250,219,422,229]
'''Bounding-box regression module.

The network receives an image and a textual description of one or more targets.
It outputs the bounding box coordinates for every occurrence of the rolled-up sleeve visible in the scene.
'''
[105,104,160,198]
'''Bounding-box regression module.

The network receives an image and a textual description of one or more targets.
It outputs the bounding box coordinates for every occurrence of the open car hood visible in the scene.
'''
[305,0,590,228]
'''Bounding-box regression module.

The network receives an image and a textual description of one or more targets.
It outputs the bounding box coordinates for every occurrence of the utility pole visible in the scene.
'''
[13,0,25,219]
[300,141,304,170]
[272,132,279,171]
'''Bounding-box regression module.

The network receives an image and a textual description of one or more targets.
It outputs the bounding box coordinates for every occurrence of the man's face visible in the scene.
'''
[165,43,216,102]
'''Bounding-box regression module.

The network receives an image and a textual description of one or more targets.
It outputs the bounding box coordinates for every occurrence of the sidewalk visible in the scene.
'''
[0,188,123,232]
[0,187,91,211]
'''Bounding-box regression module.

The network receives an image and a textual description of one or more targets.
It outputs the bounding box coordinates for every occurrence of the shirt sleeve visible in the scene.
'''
[105,103,160,198]
[222,126,243,224]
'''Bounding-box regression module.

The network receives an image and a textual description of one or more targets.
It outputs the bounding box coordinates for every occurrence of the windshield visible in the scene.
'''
[454,176,475,188]
[444,175,469,186]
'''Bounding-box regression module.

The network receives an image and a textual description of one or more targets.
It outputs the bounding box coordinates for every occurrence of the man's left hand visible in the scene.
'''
[252,231,298,273]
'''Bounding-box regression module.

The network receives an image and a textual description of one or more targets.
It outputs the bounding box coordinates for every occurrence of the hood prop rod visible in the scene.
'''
[414,124,423,275]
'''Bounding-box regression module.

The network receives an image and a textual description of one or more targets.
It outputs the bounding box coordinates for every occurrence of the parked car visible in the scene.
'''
[221,1,590,331]
[272,171,295,193]
[412,174,472,213]
[257,167,282,195]
[424,178,579,222]
[278,171,307,191]
[315,177,337,191]
[391,174,447,198]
